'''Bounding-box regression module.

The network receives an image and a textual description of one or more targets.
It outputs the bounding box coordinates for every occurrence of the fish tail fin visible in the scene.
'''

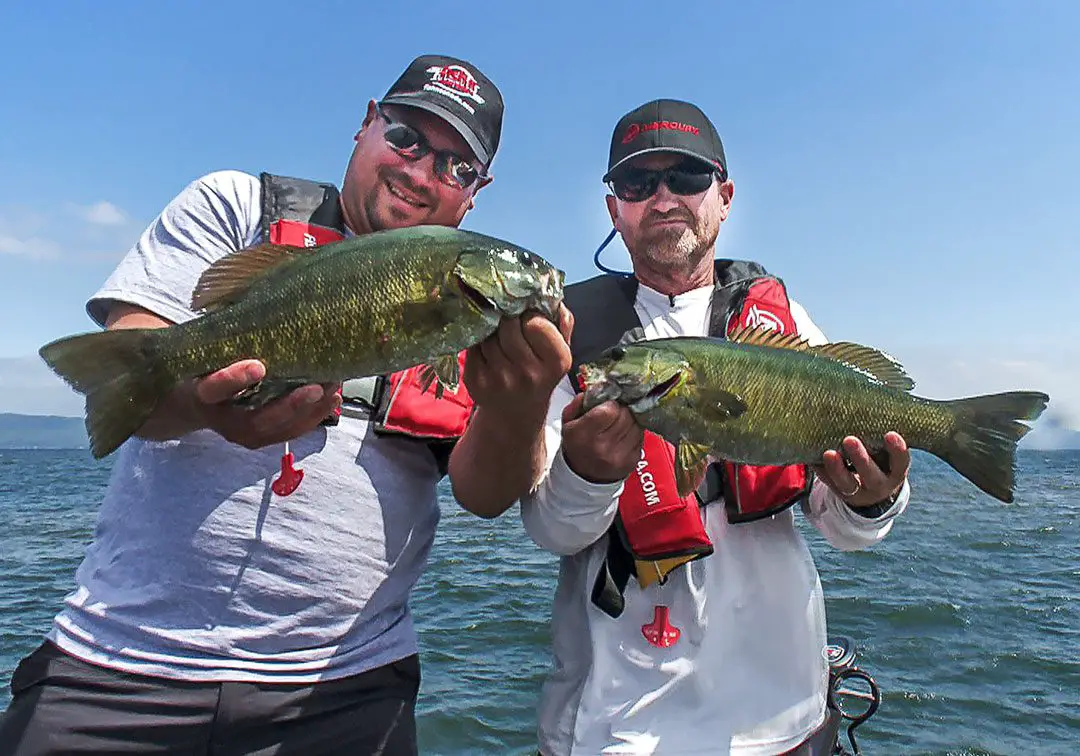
[936,391,1050,502]
[39,328,175,458]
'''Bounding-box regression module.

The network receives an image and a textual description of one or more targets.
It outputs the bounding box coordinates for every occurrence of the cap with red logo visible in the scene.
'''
[380,54,504,169]
[602,99,728,183]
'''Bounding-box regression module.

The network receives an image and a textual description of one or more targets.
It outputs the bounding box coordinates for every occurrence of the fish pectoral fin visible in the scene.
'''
[417,354,461,399]
[191,243,315,312]
[696,386,748,421]
[675,441,711,498]
[809,343,915,391]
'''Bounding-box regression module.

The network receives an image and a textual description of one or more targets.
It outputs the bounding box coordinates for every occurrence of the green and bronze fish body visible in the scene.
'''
[580,327,1049,503]
[40,225,565,458]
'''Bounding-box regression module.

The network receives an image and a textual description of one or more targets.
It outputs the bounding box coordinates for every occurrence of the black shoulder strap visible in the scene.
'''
[565,273,642,380]
[259,172,346,239]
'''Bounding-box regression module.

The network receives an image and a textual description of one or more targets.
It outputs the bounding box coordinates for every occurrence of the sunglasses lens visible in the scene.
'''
[666,169,715,196]
[383,123,424,158]
[611,169,658,202]
[436,155,480,189]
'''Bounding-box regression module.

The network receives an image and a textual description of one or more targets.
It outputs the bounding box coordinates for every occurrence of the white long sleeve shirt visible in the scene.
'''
[521,281,909,756]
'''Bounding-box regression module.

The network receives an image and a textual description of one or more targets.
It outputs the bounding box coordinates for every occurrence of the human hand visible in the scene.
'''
[190,360,341,449]
[463,304,574,420]
[560,393,644,484]
[814,432,910,508]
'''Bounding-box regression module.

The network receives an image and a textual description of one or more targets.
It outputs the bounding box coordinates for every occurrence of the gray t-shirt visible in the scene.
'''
[49,170,443,683]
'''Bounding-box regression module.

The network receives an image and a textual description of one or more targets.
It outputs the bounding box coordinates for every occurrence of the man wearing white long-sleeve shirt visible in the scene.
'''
[519,99,913,755]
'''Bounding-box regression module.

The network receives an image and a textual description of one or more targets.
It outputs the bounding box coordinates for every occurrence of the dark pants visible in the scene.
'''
[0,641,420,756]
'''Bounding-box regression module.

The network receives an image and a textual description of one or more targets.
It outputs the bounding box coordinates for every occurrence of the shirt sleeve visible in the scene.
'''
[519,376,623,556]
[790,299,911,550]
[86,170,262,328]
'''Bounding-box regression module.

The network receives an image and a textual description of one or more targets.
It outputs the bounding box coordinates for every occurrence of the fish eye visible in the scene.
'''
[608,346,626,360]
[516,249,536,267]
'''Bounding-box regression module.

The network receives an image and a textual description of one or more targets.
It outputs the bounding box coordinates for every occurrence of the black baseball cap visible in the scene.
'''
[380,54,504,168]
[602,99,728,183]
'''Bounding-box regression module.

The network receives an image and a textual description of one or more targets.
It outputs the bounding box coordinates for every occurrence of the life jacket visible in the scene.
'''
[259,173,473,468]
[564,260,813,618]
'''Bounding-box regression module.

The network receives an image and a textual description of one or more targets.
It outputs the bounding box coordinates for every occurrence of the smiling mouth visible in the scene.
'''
[386,180,426,208]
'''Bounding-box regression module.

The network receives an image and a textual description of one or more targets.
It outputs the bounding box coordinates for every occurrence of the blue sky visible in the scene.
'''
[1,1,1077,436]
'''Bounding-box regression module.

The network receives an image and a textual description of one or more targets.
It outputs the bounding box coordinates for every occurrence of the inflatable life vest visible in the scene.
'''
[563,260,813,618]
[259,173,473,466]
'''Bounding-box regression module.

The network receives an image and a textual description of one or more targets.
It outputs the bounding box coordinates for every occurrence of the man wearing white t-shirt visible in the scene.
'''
[521,99,913,755]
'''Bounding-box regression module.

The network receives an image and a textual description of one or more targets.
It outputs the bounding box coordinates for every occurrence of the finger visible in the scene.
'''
[247,385,326,437]
[478,325,511,370]
[821,448,859,496]
[558,304,574,344]
[883,431,912,489]
[843,437,888,494]
[521,315,572,372]
[196,360,266,404]
[612,414,645,450]
[462,344,488,393]
[496,315,537,367]
[574,400,628,436]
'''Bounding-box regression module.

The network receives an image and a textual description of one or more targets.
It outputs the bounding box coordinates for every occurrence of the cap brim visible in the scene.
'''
[602,148,720,183]
[380,94,490,167]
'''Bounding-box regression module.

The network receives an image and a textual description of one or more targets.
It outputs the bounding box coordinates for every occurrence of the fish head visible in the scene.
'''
[579,344,690,414]
[454,246,565,322]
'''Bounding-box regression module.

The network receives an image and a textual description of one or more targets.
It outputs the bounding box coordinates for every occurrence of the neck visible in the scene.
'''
[633,257,714,297]
[339,196,370,236]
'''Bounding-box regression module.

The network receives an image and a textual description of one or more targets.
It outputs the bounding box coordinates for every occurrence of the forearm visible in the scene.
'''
[521,450,621,555]
[449,402,549,519]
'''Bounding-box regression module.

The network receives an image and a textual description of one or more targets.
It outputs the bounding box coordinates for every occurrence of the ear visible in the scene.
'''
[605,193,620,230]
[717,178,734,222]
[466,173,494,210]
[357,99,380,138]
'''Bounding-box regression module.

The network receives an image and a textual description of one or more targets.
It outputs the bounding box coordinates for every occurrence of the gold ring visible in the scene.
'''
[840,480,861,498]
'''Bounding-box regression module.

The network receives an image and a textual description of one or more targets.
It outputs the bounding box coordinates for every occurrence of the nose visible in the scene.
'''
[393,150,441,189]
[649,181,682,212]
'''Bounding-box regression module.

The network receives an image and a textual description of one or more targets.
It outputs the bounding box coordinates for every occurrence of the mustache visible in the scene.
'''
[644,209,695,226]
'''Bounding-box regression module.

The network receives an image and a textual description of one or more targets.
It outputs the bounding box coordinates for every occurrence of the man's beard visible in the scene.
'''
[637,220,715,270]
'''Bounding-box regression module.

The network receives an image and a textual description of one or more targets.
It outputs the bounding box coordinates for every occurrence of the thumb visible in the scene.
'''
[562,393,586,424]
[195,360,265,405]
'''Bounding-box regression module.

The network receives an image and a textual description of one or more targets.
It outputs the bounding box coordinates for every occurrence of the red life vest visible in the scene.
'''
[259,173,474,456]
[564,262,813,616]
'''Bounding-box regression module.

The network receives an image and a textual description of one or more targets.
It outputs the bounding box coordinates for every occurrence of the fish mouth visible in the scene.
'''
[648,371,683,400]
[628,371,684,412]
[456,276,497,313]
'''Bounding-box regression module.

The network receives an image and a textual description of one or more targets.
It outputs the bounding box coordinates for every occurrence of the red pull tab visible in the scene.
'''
[642,605,681,648]
[272,443,303,496]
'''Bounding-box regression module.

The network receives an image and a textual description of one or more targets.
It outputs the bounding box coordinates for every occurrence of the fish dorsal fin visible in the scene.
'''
[728,324,812,352]
[191,243,312,312]
[617,326,647,346]
[808,342,915,390]
[729,324,914,390]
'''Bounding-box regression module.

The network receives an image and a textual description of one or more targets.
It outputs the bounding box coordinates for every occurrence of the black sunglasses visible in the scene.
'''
[609,162,719,203]
[376,105,484,190]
